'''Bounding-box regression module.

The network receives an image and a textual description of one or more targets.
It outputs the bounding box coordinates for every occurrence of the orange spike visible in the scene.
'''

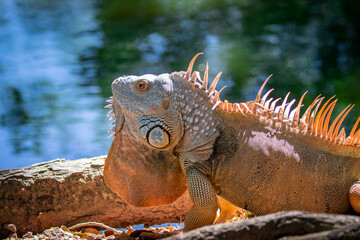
[219,101,224,110]
[317,99,336,137]
[278,92,291,120]
[248,102,255,112]
[224,100,229,111]
[254,102,266,115]
[313,96,335,136]
[233,103,238,113]
[349,116,360,144]
[186,53,203,78]
[104,104,112,109]
[232,103,237,113]
[214,91,220,102]
[322,100,337,138]
[230,102,234,112]
[190,71,201,83]
[292,91,307,127]
[327,105,351,140]
[212,101,222,110]
[241,103,251,113]
[337,128,346,144]
[107,110,114,116]
[246,100,254,105]
[284,99,296,120]
[213,86,227,103]
[308,97,325,134]
[269,98,281,113]
[219,85,227,93]
[264,98,273,112]
[234,103,240,112]
[289,108,298,122]
[253,74,272,114]
[208,72,222,94]
[352,128,360,146]
[235,103,246,116]
[263,98,273,117]
[300,95,321,125]
[260,89,274,106]
[331,105,354,141]
[355,136,360,146]
[202,62,209,90]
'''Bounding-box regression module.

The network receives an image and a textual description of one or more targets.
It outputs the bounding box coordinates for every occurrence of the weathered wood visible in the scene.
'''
[167,211,360,240]
[3,158,360,239]
[0,156,191,237]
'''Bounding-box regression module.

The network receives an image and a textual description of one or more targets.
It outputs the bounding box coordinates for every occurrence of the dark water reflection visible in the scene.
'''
[1,0,360,169]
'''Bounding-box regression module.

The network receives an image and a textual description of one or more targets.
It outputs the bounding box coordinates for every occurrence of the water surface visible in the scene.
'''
[1,0,360,169]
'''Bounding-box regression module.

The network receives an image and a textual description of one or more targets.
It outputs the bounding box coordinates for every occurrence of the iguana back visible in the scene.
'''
[210,108,360,215]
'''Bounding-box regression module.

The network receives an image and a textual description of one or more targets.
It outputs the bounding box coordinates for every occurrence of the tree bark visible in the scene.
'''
[0,156,191,237]
[167,211,360,240]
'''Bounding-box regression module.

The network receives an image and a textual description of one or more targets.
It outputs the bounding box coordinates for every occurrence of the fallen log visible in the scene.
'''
[3,158,360,239]
[0,156,191,237]
[167,211,360,240]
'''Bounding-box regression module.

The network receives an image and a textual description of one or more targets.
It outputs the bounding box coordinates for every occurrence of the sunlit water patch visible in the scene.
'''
[0,0,111,169]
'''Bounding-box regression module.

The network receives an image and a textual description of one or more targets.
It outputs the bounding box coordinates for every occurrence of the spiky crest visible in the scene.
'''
[180,53,360,148]
[105,54,360,147]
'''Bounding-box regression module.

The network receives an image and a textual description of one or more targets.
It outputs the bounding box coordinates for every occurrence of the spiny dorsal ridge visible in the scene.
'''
[183,53,360,147]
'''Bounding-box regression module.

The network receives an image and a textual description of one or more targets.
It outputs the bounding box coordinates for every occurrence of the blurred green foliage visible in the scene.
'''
[82,0,360,125]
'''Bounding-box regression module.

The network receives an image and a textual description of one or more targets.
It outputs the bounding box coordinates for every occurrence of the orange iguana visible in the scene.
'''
[103,53,360,231]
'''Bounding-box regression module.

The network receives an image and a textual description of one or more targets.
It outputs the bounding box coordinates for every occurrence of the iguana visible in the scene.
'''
[103,53,360,231]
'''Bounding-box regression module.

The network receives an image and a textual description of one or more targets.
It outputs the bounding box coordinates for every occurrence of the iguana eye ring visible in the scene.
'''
[136,81,148,91]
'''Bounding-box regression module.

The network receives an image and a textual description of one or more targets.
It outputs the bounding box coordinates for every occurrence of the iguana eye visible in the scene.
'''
[136,81,149,91]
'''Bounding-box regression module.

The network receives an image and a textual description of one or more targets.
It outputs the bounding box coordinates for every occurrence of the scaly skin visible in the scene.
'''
[104,54,360,231]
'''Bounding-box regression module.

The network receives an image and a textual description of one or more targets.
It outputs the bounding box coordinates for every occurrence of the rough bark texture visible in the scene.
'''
[3,158,360,240]
[0,156,191,237]
[167,211,360,240]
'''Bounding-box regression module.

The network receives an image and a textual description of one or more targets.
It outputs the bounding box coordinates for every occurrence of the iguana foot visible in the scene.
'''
[185,205,218,231]
[180,153,219,231]
[215,195,242,223]
[349,180,360,213]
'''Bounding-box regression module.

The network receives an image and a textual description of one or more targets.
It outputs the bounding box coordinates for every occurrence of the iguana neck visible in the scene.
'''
[171,72,221,166]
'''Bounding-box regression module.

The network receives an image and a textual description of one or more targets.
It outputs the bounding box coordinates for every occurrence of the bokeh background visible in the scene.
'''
[1,0,360,169]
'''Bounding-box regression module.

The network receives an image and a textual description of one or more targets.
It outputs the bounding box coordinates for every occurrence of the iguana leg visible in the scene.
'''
[179,153,219,231]
[215,195,242,223]
[349,180,360,213]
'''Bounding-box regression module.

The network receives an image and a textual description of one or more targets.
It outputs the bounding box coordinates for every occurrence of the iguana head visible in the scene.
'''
[110,73,184,150]
[104,74,187,207]
[103,53,228,207]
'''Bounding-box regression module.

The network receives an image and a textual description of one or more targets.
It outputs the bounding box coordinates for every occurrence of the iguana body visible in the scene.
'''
[104,53,360,231]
